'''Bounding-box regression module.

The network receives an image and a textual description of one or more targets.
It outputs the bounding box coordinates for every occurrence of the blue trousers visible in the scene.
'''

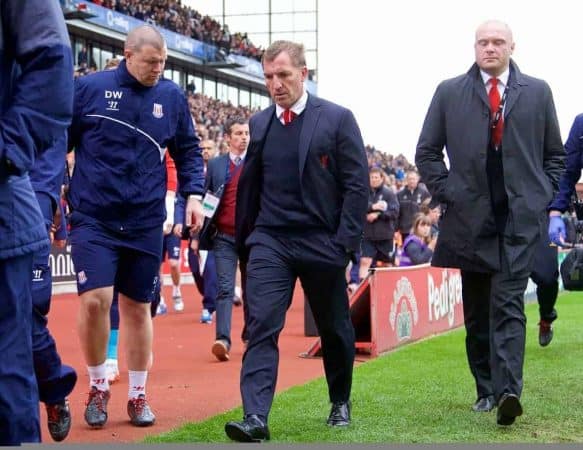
[0,254,41,444]
[213,234,241,348]
[32,193,77,405]
[189,244,217,313]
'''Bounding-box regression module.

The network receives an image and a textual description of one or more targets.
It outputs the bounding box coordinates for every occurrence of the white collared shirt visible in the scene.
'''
[229,150,246,165]
[275,90,308,125]
[480,67,509,97]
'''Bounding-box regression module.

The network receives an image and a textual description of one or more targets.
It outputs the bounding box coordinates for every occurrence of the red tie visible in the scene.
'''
[489,78,503,149]
[283,109,296,125]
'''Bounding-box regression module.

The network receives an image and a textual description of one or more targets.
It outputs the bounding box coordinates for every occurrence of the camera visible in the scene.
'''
[563,195,583,244]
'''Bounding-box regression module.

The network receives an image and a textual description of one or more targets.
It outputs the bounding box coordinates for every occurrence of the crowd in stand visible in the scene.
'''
[187,93,258,153]
[365,145,417,193]
[90,0,264,61]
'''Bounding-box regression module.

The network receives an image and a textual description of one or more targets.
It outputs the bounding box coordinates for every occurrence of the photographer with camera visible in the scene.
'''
[546,114,583,344]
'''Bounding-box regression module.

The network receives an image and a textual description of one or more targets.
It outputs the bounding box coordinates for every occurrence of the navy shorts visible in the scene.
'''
[69,212,163,302]
[163,233,181,261]
[361,238,395,263]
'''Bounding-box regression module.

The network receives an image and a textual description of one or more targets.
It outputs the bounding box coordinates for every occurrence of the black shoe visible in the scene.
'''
[327,401,351,426]
[225,415,270,442]
[472,395,495,412]
[539,320,554,347]
[46,399,71,442]
[497,393,523,426]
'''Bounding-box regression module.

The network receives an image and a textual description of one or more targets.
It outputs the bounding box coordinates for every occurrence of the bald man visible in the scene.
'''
[68,25,205,428]
[416,20,564,426]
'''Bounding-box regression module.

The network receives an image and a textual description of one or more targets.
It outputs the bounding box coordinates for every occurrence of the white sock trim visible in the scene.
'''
[128,370,148,399]
[88,363,109,391]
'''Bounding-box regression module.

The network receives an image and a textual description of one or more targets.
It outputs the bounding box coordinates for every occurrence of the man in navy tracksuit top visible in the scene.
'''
[67,25,205,428]
[0,1,73,445]
[30,133,78,442]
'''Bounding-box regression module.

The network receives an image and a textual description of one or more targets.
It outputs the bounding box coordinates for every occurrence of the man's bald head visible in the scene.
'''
[474,20,515,77]
[125,25,165,53]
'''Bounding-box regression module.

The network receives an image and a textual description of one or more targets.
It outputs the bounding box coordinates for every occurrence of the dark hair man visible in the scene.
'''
[225,40,368,442]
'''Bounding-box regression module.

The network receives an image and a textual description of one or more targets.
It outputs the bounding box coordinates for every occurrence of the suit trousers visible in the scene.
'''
[241,230,355,420]
[461,242,529,402]
[213,234,238,347]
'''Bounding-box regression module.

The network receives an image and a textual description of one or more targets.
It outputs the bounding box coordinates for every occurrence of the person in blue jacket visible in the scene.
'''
[546,115,583,347]
[0,1,73,444]
[67,25,205,429]
[549,114,583,244]
[30,134,77,442]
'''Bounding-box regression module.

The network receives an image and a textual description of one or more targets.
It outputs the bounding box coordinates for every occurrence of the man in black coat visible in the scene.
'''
[416,20,564,426]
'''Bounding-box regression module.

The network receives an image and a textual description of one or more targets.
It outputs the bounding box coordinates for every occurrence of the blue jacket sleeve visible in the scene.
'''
[0,0,73,179]
[549,114,583,212]
[404,240,433,265]
[167,92,205,198]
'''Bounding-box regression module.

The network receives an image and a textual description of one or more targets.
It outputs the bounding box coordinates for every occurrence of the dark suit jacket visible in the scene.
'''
[415,60,565,273]
[235,94,369,262]
[198,153,232,250]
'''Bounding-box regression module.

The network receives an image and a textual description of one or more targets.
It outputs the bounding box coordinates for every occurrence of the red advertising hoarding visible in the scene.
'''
[302,264,464,358]
[369,264,464,356]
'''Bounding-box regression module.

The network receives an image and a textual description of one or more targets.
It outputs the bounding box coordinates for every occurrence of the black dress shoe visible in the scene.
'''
[497,393,523,426]
[327,401,351,426]
[472,395,495,412]
[539,320,554,347]
[225,415,270,442]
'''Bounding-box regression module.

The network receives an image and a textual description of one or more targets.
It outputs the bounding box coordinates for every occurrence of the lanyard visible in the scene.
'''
[215,158,243,197]
[491,84,509,132]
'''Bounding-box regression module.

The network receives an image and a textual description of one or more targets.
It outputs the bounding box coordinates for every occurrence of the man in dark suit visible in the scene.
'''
[415,20,564,426]
[224,40,368,442]
[198,116,249,362]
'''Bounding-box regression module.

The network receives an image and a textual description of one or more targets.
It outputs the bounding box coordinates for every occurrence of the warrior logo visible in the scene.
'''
[77,270,88,285]
[389,276,419,342]
[152,103,164,119]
